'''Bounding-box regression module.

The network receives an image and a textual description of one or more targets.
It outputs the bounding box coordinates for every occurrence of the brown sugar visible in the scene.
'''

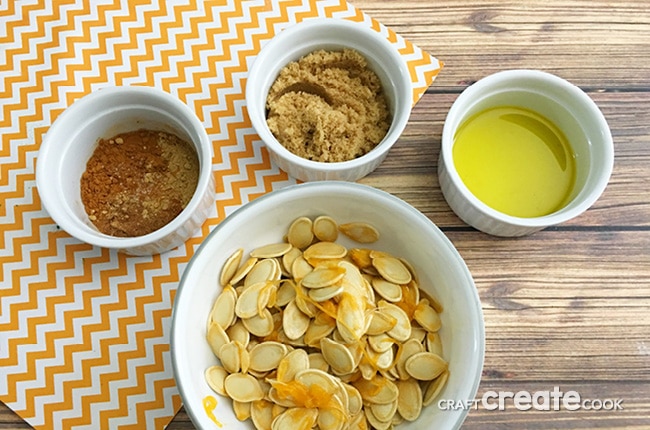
[266,49,391,162]
[80,129,199,237]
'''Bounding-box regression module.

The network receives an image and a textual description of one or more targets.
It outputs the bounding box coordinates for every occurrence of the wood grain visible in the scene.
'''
[3,0,649,429]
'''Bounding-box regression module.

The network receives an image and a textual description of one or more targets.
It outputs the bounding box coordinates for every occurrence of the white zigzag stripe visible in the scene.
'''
[64,5,124,89]
[9,245,101,413]
[315,0,354,17]
[47,253,173,428]
[0,150,34,227]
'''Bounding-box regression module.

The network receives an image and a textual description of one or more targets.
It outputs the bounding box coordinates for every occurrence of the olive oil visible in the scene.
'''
[452,106,576,218]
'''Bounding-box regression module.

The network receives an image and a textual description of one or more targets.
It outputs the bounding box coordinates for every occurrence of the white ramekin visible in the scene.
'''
[36,86,215,255]
[246,18,412,182]
[439,70,614,237]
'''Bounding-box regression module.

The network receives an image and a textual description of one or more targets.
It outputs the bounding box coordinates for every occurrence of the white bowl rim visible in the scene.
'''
[441,69,614,228]
[171,181,486,430]
[36,85,213,249]
[245,18,413,172]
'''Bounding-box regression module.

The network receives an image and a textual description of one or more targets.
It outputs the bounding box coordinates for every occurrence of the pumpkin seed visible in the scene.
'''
[294,284,318,318]
[373,256,412,285]
[230,256,258,285]
[426,332,444,356]
[399,257,418,282]
[379,300,412,342]
[242,308,275,337]
[236,281,268,319]
[287,217,314,250]
[366,309,397,336]
[301,265,346,289]
[220,248,243,286]
[205,365,228,396]
[343,383,363,415]
[364,407,391,430]
[348,248,373,270]
[271,407,318,430]
[249,341,288,373]
[224,372,265,402]
[369,399,398,422]
[233,399,251,421]
[353,375,398,405]
[308,284,343,303]
[336,292,367,343]
[349,411,368,430]
[276,348,310,383]
[405,352,448,381]
[395,338,425,380]
[291,255,313,281]
[295,368,340,396]
[219,340,244,374]
[206,321,230,359]
[339,222,379,243]
[396,379,423,421]
[251,400,274,430]
[308,352,330,372]
[317,406,347,430]
[209,285,237,330]
[226,320,249,348]
[366,345,394,371]
[304,313,336,347]
[275,279,297,307]
[371,277,402,303]
[423,370,450,407]
[409,326,428,343]
[414,298,442,332]
[368,333,396,354]
[303,241,347,260]
[320,337,356,376]
[282,299,310,340]
[281,247,302,276]
[251,242,293,258]
[245,259,279,287]
[313,215,339,242]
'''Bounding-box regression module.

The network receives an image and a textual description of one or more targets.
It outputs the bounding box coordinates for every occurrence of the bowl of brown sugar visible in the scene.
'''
[246,18,413,182]
[36,86,215,255]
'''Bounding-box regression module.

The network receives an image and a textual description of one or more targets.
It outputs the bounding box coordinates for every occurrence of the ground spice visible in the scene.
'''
[266,49,391,162]
[80,129,199,237]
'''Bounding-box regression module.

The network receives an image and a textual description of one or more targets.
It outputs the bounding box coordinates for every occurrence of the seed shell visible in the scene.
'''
[220,248,243,286]
[313,215,339,242]
[339,222,379,243]
[287,217,314,249]
[225,372,265,402]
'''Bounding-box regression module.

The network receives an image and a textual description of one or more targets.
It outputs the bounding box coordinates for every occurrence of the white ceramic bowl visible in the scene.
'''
[246,18,413,182]
[171,181,485,430]
[439,69,614,237]
[36,86,215,255]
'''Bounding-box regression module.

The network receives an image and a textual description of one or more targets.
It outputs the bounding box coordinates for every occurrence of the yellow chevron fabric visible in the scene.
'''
[0,1,441,428]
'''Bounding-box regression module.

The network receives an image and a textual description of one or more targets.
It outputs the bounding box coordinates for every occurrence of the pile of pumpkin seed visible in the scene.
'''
[205,215,449,430]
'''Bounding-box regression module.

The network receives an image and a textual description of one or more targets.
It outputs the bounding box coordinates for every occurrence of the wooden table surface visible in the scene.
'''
[2,0,649,429]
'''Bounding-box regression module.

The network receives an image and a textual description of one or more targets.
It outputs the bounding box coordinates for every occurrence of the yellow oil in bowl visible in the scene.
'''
[452,106,576,218]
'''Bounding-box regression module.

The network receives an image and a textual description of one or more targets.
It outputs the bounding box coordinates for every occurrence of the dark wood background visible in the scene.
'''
[2,0,649,428]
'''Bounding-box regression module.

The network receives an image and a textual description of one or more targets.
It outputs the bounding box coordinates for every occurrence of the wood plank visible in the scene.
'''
[354,0,650,89]
[0,404,32,429]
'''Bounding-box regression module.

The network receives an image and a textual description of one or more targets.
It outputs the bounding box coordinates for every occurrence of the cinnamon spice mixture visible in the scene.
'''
[80,129,199,237]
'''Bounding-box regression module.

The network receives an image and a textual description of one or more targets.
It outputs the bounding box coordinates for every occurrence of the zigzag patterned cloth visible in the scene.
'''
[0,1,441,428]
